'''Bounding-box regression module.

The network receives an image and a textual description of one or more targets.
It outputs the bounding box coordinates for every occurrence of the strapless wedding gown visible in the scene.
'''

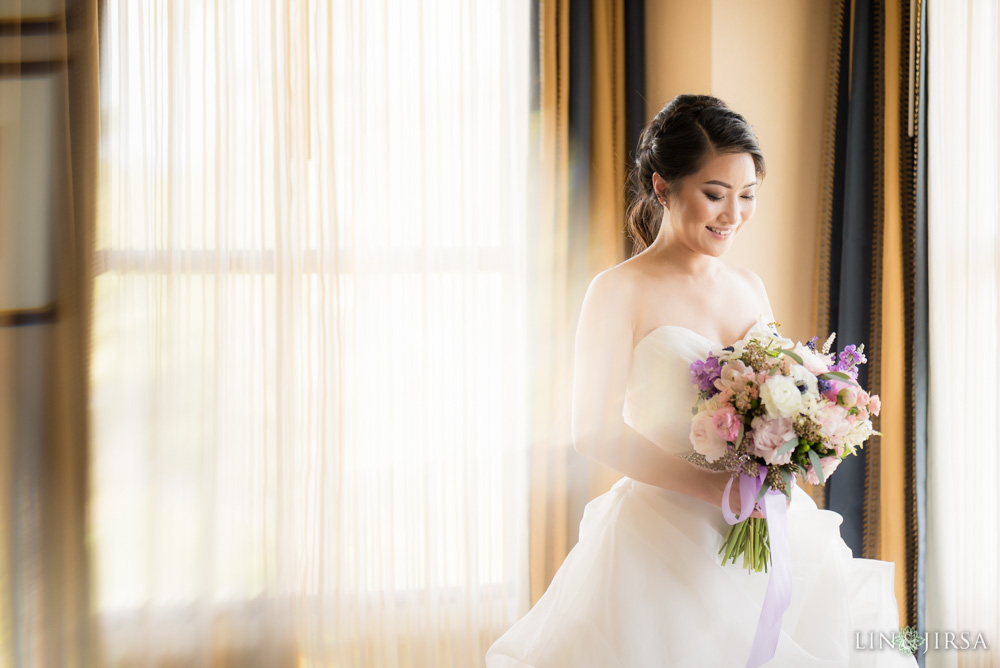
[486,326,917,667]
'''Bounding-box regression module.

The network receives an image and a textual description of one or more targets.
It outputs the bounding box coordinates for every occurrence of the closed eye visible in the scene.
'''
[706,193,754,202]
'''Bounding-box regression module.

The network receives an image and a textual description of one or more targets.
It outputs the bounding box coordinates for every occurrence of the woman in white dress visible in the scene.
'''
[486,95,917,667]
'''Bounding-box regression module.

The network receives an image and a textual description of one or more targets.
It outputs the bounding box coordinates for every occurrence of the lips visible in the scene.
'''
[707,226,734,239]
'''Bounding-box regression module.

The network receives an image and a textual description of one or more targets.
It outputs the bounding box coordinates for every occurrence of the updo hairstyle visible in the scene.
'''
[626,94,766,253]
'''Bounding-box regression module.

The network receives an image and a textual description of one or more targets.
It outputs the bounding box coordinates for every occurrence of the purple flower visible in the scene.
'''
[829,360,860,380]
[828,344,868,380]
[689,355,722,394]
[806,336,819,351]
[840,344,867,367]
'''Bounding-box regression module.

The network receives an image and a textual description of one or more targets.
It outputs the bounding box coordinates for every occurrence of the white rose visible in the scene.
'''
[760,375,804,418]
[690,409,728,463]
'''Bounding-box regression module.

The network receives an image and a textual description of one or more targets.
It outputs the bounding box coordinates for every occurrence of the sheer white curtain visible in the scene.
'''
[94,1,530,665]
[926,0,1000,666]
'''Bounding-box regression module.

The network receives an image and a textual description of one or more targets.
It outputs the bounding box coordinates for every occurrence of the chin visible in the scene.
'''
[703,247,729,258]
[702,237,735,257]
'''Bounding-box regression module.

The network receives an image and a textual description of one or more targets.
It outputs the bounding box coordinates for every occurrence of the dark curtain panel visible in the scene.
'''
[528,0,644,599]
[563,0,646,541]
[622,0,644,259]
[564,0,596,538]
[817,0,928,637]
[823,0,885,560]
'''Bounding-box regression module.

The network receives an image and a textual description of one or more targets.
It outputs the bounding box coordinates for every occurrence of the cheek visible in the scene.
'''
[690,198,719,222]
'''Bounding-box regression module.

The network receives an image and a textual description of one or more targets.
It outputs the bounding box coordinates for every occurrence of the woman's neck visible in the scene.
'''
[644,230,721,280]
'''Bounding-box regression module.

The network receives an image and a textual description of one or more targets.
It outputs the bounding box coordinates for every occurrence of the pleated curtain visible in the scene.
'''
[815,0,886,559]
[925,1,1000,665]
[815,0,930,630]
[94,2,530,665]
[527,0,645,603]
[0,1,98,664]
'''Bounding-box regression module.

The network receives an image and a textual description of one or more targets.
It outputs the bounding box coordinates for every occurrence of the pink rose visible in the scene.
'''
[749,415,796,466]
[712,404,742,442]
[814,404,851,446]
[868,394,881,417]
[690,409,729,463]
[806,455,842,485]
[716,359,751,392]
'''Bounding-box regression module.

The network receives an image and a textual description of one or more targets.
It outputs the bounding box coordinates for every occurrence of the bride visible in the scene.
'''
[486,95,917,667]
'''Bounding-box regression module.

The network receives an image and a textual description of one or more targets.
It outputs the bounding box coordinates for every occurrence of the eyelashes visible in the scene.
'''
[704,193,756,202]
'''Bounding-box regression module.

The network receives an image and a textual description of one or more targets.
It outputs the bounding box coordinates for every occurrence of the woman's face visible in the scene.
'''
[658,152,758,257]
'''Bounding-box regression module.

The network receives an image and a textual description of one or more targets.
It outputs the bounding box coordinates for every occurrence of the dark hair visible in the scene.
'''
[626,94,766,253]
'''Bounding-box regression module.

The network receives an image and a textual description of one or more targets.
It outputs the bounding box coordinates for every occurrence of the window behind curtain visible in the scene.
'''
[93,1,530,664]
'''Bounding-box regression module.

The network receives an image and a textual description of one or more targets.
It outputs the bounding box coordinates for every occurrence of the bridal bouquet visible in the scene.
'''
[686,317,881,573]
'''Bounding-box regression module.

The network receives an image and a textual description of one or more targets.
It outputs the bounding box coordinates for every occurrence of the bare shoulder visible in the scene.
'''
[729,264,766,293]
[579,261,641,331]
[726,264,774,321]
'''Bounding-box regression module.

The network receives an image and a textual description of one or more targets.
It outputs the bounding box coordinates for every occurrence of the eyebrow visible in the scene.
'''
[702,180,757,188]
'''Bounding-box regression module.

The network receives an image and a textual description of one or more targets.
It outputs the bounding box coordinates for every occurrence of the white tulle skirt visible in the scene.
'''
[486,477,917,668]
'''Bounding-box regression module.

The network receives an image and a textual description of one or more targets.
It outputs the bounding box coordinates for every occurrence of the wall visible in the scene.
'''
[645,0,834,343]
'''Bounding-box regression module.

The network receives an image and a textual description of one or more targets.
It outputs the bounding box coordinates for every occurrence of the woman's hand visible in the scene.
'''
[719,472,793,519]
[723,474,767,519]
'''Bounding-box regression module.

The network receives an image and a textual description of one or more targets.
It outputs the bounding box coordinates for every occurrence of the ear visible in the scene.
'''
[651,172,670,210]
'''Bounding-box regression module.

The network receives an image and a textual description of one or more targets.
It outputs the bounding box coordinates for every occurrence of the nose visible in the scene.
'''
[719,195,739,224]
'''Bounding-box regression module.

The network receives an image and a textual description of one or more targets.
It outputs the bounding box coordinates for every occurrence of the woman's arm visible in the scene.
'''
[570,269,760,516]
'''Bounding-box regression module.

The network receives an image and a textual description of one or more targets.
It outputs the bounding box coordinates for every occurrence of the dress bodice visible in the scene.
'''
[623,326,716,456]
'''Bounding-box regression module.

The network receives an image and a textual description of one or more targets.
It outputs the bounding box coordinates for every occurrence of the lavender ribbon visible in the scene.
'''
[720,465,793,668]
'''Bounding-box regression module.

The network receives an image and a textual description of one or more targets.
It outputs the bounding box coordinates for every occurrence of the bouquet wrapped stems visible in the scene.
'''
[720,517,771,573]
